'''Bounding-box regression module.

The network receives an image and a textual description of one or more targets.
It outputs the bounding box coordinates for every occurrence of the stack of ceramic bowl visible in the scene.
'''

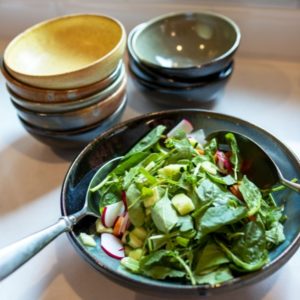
[1,14,127,149]
[127,12,240,107]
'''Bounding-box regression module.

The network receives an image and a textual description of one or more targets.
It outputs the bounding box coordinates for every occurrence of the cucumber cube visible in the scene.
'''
[171,193,195,215]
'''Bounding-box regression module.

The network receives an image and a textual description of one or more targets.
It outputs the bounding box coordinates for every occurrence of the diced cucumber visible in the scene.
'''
[158,164,186,178]
[131,227,148,241]
[171,193,195,215]
[128,232,143,248]
[79,233,96,247]
[143,187,160,208]
[95,219,113,234]
[201,161,218,175]
[128,248,143,261]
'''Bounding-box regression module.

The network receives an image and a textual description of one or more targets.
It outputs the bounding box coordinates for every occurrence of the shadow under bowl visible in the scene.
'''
[128,54,233,89]
[130,63,233,107]
[12,75,127,131]
[61,109,300,297]
[19,94,127,149]
[1,59,123,103]
[130,12,240,79]
[9,63,125,113]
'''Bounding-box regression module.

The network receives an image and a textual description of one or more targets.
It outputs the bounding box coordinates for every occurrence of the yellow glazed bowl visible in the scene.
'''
[3,14,126,89]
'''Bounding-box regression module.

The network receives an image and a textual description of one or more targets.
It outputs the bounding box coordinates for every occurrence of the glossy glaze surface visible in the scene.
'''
[13,76,127,131]
[19,95,127,149]
[131,12,240,78]
[1,60,122,102]
[3,14,126,89]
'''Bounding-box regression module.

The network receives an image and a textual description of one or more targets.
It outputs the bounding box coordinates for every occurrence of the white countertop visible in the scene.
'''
[1,2,300,300]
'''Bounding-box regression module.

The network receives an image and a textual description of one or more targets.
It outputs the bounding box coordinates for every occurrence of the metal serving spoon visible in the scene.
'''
[0,156,122,281]
[207,131,300,192]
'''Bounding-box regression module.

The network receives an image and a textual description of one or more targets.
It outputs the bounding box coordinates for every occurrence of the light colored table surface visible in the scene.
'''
[0,3,300,299]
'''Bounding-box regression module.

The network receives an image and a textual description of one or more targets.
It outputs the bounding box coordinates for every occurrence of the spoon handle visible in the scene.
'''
[280,177,300,193]
[0,217,73,281]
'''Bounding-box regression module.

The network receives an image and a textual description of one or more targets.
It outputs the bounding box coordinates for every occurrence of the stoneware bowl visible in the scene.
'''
[19,95,127,149]
[3,14,126,89]
[13,75,127,131]
[9,63,125,113]
[61,109,300,296]
[1,59,122,103]
[130,62,233,106]
[130,12,240,79]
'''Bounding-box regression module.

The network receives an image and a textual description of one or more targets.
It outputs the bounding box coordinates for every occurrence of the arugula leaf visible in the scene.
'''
[195,267,233,285]
[266,222,285,247]
[207,173,236,186]
[143,266,186,279]
[125,125,166,158]
[113,152,148,175]
[195,240,229,274]
[151,191,178,233]
[225,133,240,180]
[239,176,262,216]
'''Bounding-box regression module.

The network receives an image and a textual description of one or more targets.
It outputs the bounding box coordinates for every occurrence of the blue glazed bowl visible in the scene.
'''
[61,109,300,297]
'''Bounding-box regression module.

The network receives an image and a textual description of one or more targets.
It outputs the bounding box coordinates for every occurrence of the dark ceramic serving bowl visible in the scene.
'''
[61,109,300,297]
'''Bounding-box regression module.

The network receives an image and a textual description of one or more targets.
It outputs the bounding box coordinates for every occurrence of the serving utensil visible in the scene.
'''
[0,156,121,281]
[207,131,300,192]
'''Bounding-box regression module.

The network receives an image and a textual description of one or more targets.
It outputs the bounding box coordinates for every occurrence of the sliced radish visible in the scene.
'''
[121,190,127,210]
[101,201,125,228]
[188,128,206,146]
[113,212,130,237]
[215,150,232,173]
[167,119,194,137]
[101,233,125,259]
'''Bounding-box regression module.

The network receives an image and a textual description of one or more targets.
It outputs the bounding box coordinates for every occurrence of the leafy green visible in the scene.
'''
[151,191,178,233]
[239,176,262,216]
[90,124,288,286]
[195,267,233,285]
[125,125,166,158]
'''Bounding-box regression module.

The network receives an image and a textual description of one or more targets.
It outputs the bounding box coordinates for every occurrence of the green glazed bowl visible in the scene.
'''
[131,12,240,79]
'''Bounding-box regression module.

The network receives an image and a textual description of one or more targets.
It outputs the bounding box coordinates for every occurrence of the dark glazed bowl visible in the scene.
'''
[61,109,300,297]
[131,12,240,79]
[129,62,233,106]
[19,95,127,149]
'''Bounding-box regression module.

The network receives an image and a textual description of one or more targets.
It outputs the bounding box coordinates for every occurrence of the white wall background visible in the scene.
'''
[0,0,300,62]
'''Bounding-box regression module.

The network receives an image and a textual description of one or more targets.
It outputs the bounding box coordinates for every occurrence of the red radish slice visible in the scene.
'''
[188,129,206,146]
[215,150,232,173]
[101,201,125,228]
[167,119,194,137]
[121,190,127,210]
[101,233,125,259]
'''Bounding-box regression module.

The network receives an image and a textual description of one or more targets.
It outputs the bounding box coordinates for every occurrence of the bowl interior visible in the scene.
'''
[61,110,300,295]
[132,12,239,69]
[4,14,124,76]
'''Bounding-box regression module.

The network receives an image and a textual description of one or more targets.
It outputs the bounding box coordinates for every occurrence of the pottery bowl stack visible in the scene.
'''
[127,12,240,107]
[1,14,127,149]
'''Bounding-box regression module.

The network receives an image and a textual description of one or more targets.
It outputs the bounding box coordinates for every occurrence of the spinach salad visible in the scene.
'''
[80,120,287,286]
